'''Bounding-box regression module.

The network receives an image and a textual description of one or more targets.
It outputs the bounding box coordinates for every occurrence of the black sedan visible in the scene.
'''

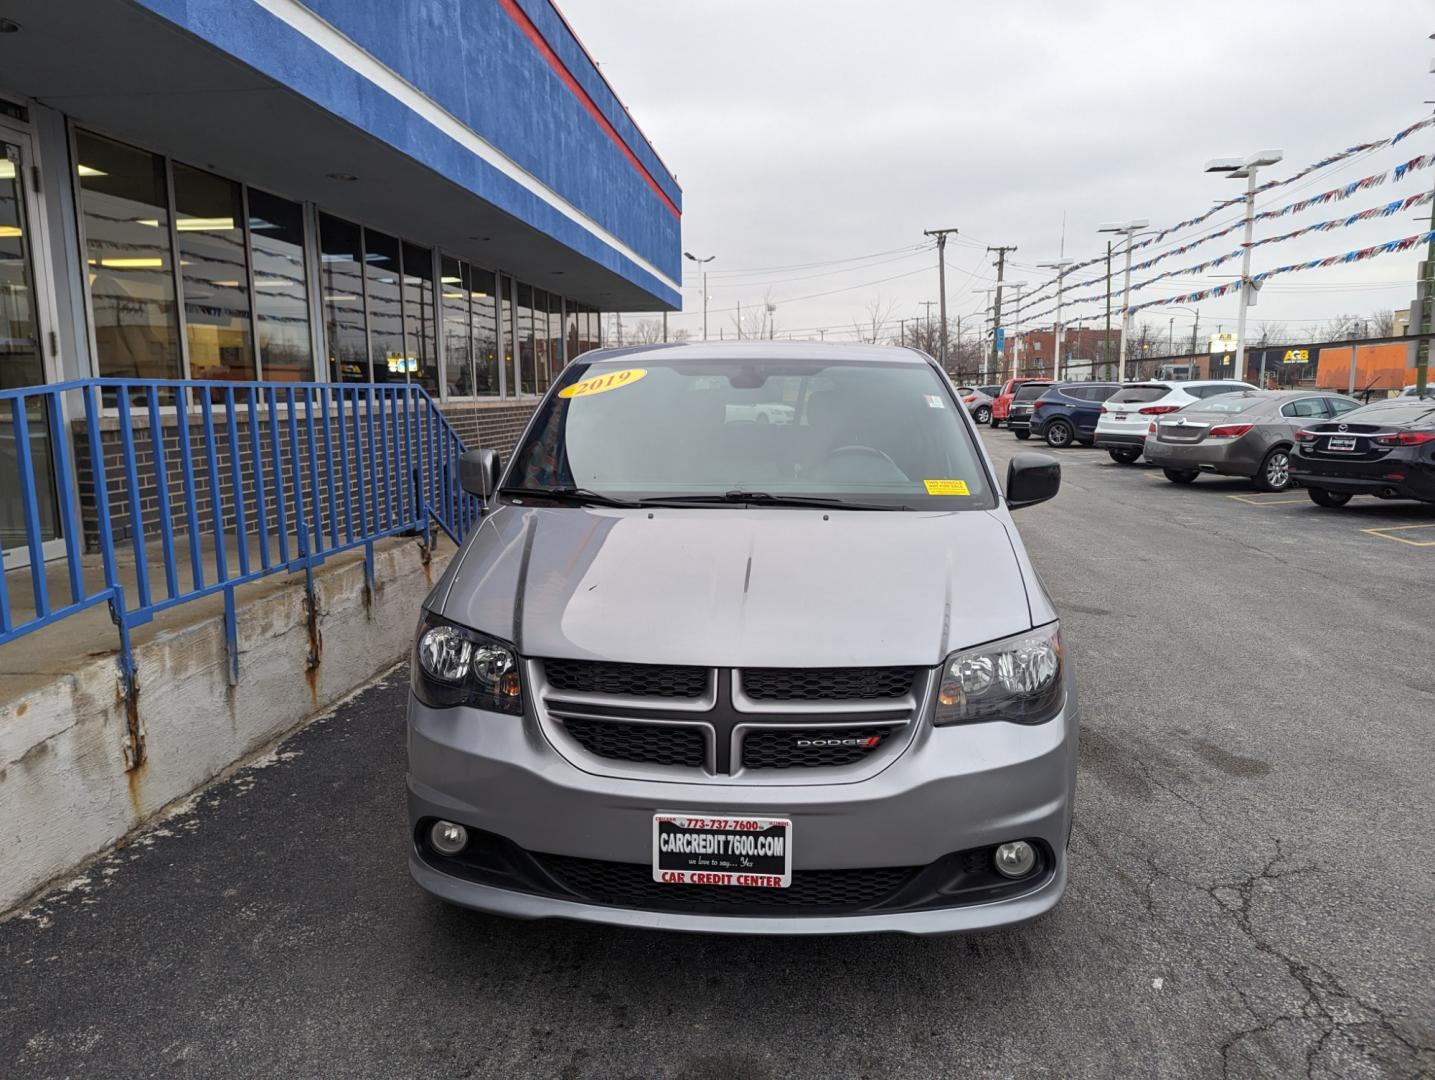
[1291,395,1435,507]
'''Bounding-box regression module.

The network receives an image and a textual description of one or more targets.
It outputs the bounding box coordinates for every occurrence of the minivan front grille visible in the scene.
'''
[740,726,901,770]
[542,659,708,699]
[540,664,925,779]
[741,667,916,701]
[560,718,706,768]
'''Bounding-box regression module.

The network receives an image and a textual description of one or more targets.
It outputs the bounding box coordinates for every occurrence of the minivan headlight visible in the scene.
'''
[934,623,1062,725]
[412,612,522,715]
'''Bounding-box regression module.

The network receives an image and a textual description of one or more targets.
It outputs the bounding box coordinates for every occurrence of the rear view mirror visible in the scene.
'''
[1005,452,1060,510]
[459,448,501,500]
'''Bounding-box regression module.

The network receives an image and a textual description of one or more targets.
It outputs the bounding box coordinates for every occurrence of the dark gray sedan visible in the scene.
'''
[1144,389,1362,491]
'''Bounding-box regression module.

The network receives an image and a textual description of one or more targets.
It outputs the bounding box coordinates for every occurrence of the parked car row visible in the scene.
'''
[982,374,1435,508]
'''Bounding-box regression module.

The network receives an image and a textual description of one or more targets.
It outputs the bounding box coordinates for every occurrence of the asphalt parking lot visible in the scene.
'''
[2,429,1432,1080]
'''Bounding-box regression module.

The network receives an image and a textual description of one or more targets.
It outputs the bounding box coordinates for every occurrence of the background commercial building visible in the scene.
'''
[1,0,681,559]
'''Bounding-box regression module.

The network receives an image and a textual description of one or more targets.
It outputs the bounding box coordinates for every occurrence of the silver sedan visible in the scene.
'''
[1143,389,1361,491]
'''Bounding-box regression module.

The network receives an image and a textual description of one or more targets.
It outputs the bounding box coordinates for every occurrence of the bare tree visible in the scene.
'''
[630,319,664,345]
[1366,308,1395,338]
[1251,321,1294,347]
[853,295,897,344]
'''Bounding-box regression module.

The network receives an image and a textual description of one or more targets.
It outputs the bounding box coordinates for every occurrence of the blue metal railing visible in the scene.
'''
[1,378,482,763]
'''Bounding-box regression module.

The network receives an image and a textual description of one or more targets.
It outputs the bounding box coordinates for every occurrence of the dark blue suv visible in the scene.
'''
[1029,382,1121,448]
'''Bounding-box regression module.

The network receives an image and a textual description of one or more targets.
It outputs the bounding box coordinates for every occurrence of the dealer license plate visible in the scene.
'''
[652,814,792,888]
[1327,436,1358,452]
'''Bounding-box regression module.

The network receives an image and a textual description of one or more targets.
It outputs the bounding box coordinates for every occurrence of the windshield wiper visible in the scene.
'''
[637,490,907,511]
[498,486,645,508]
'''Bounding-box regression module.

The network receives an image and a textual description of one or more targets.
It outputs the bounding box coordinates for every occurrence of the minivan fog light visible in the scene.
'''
[993,841,1036,879]
[429,820,469,855]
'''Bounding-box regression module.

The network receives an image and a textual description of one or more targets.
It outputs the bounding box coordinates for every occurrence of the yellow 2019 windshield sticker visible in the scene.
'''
[924,479,971,496]
[559,368,648,399]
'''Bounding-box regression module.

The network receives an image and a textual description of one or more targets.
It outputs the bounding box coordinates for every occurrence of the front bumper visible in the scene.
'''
[406,682,1078,935]
[1142,438,1259,477]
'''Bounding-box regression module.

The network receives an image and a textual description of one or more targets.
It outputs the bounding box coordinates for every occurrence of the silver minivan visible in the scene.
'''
[407,342,1078,935]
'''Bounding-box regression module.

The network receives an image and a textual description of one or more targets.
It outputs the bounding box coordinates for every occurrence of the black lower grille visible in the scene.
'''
[543,659,708,698]
[537,854,916,914]
[741,666,916,701]
[418,825,1055,918]
[740,726,901,769]
[561,718,705,768]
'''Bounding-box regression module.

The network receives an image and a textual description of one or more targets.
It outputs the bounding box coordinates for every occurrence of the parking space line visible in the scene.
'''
[1226,493,1307,506]
[1361,524,1435,547]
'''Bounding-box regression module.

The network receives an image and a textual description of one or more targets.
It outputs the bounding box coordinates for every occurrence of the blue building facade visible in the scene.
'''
[0,0,679,558]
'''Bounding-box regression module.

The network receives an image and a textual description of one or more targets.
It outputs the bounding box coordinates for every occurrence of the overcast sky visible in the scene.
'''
[562,0,1435,347]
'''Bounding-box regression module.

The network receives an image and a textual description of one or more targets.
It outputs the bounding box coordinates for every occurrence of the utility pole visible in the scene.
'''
[736,300,743,340]
[683,251,716,341]
[918,300,937,341]
[663,310,668,343]
[987,245,1016,380]
[900,319,906,347]
[924,227,959,366]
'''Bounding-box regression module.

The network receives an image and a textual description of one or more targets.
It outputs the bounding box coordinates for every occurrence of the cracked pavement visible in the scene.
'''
[1,429,1432,1078]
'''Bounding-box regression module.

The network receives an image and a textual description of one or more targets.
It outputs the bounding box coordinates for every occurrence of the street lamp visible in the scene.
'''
[1098,219,1150,382]
[1203,150,1284,382]
[1039,260,1073,379]
[1005,282,1029,372]
[683,251,716,341]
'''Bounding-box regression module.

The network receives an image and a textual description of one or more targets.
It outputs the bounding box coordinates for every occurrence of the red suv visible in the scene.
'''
[990,377,1046,428]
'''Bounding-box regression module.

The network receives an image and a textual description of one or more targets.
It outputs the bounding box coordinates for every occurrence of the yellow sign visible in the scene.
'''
[1281,348,1309,363]
[923,479,971,496]
[559,368,648,399]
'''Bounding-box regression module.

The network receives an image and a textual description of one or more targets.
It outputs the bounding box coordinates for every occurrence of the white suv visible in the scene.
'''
[1094,380,1258,464]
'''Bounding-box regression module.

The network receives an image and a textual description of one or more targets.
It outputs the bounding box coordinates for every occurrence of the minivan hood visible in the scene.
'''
[437,505,1038,668]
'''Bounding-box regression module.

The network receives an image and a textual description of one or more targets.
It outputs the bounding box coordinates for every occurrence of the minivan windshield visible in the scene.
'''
[506,356,996,510]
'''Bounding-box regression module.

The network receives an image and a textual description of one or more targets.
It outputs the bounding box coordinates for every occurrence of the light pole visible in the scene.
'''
[1039,259,1073,379]
[1203,150,1284,382]
[683,251,716,341]
[1098,219,1150,383]
[1006,282,1029,373]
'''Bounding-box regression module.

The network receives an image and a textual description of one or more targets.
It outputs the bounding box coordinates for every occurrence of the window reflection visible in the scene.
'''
[75,131,182,381]
[249,189,311,381]
[515,282,535,395]
[441,255,470,396]
[319,213,367,382]
[471,265,498,396]
[533,287,550,394]
[173,163,253,382]
[500,275,516,395]
[365,230,404,383]
[402,240,437,393]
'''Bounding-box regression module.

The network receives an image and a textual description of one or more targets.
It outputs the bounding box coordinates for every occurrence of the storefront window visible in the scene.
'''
[248,189,311,381]
[565,301,580,362]
[440,255,470,397]
[532,287,550,394]
[364,229,405,383]
[499,276,516,395]
[75,130,182,381]
[471,266,498,396]
[515,282,535,395]
[402,241,436,392]
[318,213,366,382]
[172,163,252,382]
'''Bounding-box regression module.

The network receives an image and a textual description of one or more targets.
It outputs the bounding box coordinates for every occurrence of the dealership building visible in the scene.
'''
[0,0,680,465]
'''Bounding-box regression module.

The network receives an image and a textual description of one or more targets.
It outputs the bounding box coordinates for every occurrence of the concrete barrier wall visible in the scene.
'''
[0,538,451,915]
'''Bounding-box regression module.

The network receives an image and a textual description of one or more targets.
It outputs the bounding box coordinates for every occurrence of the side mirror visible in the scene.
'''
[1005,452,1060,510]
[459,448,501,499]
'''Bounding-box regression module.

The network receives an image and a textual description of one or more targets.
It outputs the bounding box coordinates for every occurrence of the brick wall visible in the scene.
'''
[437,399,541,458]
